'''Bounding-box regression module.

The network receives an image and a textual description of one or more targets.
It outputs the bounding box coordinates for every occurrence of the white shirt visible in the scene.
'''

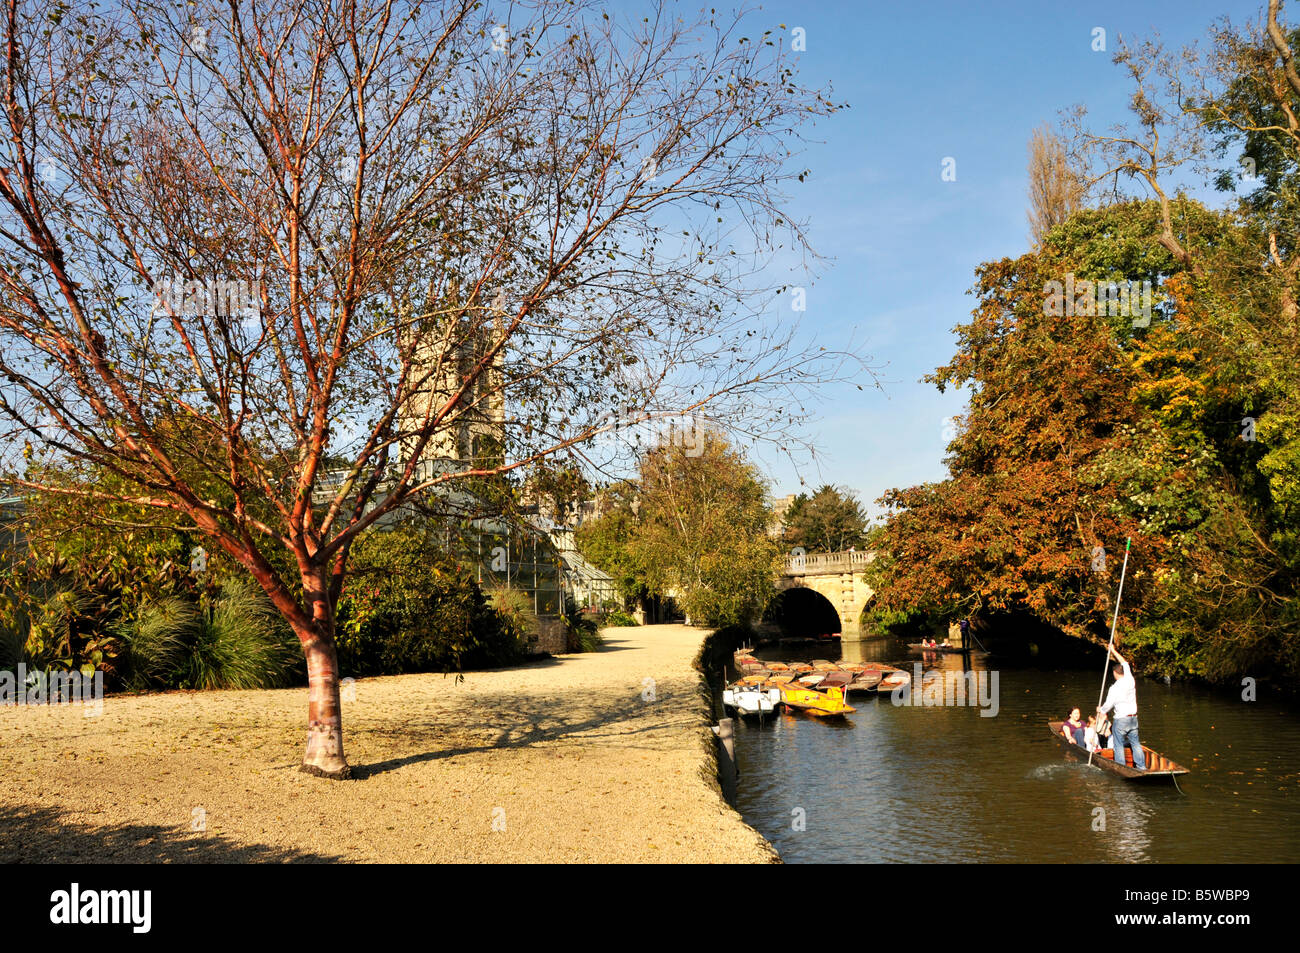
[1100,659,1137,718]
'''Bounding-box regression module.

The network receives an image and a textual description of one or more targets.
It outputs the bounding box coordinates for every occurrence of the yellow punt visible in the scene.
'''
[780,685,856,717]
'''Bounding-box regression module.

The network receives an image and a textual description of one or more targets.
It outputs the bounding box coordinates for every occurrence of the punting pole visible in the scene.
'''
[1090,537,1132,768]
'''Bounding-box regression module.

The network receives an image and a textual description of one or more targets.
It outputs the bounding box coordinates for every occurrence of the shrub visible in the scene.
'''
[603,611,639,627]
[0,553,125,682]
[336,527,528,676]
[562,596,604,653]
[122,576,302,690]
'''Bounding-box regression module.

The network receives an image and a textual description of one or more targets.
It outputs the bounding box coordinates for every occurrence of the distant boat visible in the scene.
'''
[907,642,968,654]
[1046,721,1189,780]
[780,685,856,717]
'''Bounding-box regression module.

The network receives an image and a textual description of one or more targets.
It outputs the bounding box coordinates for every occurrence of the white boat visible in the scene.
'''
[722,683,781,716]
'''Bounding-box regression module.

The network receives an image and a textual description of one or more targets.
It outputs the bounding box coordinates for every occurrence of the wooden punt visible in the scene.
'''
[781,685,856,717]
[849,670,883,691]
[818,671,855,689]
[1047,721,1189,780]
[908,642,967,654]
[855,662,904,673]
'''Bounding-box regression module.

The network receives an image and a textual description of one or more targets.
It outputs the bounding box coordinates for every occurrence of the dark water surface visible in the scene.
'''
[727,639,1300,863]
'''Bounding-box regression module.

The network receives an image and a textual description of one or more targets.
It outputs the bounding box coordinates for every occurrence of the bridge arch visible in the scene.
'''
[775,550,876,641]
[763,585,842,639]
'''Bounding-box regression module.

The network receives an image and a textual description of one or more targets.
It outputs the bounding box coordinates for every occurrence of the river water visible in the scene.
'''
[725,639,1300,863]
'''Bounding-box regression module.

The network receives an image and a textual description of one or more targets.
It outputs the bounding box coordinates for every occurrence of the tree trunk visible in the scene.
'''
[301,633,351,779]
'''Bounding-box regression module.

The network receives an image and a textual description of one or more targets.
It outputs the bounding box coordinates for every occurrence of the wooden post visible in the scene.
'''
[713,717,737,802]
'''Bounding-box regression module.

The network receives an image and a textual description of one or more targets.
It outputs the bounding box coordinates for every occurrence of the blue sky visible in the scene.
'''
[719,0,1256,516]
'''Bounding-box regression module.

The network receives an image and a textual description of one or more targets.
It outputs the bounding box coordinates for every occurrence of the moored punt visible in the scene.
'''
[872,671,910,693]
[781,685,856,717]
[797,673,827,686]
[810,660,838,671]
[723,683,781,716]
[817,671,855,690]
[853,662,904,674]
[789,662,815,674]
[1046,721,1190,780]
[848,670,883,692]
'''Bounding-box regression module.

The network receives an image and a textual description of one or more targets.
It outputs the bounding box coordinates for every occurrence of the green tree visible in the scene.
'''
[628,435,780,628]
[782,484,869,552]
[573,481,650,610]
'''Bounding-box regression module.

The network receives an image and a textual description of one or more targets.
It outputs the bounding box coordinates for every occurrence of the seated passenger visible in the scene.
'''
[1084,714,1102,752]
[1061,707,1086,746]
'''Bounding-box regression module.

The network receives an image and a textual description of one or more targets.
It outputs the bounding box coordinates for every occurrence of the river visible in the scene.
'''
[725,638,1300,863]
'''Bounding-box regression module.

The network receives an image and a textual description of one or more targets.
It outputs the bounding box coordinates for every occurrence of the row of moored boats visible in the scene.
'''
[723,652,911,719]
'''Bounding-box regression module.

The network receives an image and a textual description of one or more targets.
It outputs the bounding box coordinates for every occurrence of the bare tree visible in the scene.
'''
[1063,35,1208,269]
[1026,124,1084,246]
[0,0,864,777]
[1065,2,1300,289]
[1183,0,1300,320]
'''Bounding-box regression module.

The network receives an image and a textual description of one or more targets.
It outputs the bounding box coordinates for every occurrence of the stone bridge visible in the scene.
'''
[775,550,876,641]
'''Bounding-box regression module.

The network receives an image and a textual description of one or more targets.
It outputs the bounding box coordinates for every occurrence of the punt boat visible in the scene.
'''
[848,670,883,693]
[780,684,856,717]
[723,683,781,717]
[1046,721,1189,780]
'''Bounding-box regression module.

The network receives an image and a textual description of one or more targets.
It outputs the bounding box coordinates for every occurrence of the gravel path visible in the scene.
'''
[0,624,776,863]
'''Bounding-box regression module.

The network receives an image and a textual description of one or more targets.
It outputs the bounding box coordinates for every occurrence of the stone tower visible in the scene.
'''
[399,287,506,481]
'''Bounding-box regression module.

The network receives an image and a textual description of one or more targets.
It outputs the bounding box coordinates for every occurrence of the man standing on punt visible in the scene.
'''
[1098,645,1145,771]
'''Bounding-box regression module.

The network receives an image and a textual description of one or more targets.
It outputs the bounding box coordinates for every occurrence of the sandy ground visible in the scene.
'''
[0,624,777,863]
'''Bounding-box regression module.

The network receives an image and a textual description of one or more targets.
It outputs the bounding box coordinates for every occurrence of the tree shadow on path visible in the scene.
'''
[0,803,342,864]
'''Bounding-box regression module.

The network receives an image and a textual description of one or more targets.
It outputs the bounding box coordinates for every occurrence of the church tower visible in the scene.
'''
[399,285,506,481]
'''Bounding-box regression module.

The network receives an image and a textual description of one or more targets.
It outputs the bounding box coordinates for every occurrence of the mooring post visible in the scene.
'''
[713,717,737,802]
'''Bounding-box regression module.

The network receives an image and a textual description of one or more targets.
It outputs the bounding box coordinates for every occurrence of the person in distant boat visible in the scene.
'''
[1098,646,1146,770]
[959,617,970,650]
[1061,707,1086,746]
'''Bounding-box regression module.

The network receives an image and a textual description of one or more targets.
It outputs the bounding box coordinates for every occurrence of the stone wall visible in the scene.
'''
[534,615,568,655]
